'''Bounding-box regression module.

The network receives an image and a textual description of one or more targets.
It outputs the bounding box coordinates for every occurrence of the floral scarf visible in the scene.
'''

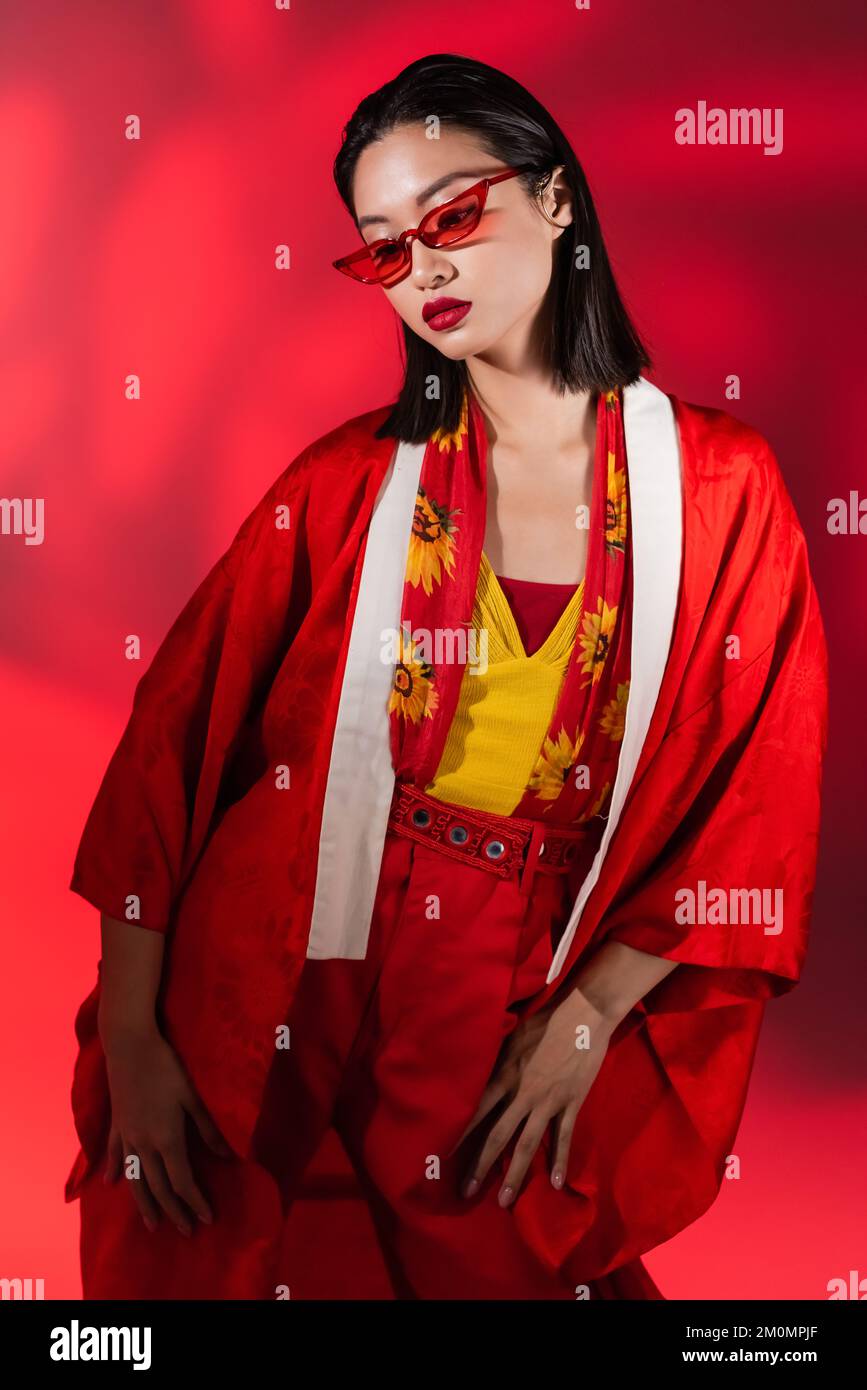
[387,383,632,826]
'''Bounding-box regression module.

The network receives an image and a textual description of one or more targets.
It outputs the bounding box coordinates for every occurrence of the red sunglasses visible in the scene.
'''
[333,166,534,287]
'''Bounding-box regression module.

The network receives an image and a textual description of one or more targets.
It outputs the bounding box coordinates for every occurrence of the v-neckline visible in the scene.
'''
[477,550,585,664]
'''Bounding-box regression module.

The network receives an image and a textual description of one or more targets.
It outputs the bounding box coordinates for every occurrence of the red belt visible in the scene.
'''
[387,781,593,897]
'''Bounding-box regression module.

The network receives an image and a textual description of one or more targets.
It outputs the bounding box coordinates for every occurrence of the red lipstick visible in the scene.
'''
[422,297,472,331]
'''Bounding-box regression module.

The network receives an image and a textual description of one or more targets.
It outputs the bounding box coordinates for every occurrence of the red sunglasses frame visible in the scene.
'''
[333,165,535,287]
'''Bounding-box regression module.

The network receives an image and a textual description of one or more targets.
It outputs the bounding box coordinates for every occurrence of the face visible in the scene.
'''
[348,124,573,365]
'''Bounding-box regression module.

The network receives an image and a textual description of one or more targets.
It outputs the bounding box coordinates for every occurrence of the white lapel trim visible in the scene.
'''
[306,439,424,958]
[546,375,683,982]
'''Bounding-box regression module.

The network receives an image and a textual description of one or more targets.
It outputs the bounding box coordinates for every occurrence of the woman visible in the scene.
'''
[64,54,828,1300]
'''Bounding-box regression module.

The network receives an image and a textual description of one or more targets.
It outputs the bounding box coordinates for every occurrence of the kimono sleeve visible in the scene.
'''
[69,455,313,933]
[600,463,829,1011]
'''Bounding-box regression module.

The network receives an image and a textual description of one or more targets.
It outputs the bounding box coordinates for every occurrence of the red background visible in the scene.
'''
[1,0,864,1299]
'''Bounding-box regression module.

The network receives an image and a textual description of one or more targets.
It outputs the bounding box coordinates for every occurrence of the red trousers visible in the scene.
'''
[78,826,663,1300]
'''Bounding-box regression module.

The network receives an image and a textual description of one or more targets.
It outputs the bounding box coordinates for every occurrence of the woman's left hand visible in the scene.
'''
[454,988,617,1207]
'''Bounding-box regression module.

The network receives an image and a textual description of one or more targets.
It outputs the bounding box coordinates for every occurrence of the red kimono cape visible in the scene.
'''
[65,377,829,1282]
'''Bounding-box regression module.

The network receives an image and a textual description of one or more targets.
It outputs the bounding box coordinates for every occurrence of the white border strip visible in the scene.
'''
[546,376,684,982]
[306,440,424,958]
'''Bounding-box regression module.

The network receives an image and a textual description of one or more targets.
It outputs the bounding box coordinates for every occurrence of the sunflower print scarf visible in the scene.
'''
[387,383,632,826]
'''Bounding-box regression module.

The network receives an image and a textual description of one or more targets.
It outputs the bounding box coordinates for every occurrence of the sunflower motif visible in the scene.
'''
[406,487,460,595]
[429,390,469,453]
[604,388,619,410]
[605,450,627,553]
[579,597,617,687]
[528,726,585,801]
[599,680,630,741]
[388,627,440,724]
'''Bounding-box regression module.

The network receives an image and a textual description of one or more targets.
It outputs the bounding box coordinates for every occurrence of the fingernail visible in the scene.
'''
[177,1223,192,1237]
[497,1185,514,1208]
[143,1217,157,1233]
[199,1211,213,1225]
[551,1169,564,1189]
[462,1177,480,1199]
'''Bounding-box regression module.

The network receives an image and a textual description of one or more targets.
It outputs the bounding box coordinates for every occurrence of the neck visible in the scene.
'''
[465,362,596,456]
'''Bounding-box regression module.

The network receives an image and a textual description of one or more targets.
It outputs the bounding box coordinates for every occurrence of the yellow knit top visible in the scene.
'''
[425,551,585,815]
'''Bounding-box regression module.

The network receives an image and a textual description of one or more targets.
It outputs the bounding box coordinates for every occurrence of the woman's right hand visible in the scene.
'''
[102,1027,234,1235]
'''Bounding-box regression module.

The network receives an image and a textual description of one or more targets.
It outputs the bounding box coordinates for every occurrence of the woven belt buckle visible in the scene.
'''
[518,822,588,897]
[518,821,550,897]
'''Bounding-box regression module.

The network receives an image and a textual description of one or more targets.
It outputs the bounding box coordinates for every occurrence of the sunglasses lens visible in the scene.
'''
[340,241,408,285]
[424,191,483,246]
[372,242,410,283]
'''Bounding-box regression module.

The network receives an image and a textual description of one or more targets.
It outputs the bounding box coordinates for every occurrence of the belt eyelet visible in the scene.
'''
[484,840,506,860]
[411,807,431,828]
[448,825,469,845]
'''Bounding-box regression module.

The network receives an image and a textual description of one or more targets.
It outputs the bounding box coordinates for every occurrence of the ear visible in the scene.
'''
[539,164,575,234]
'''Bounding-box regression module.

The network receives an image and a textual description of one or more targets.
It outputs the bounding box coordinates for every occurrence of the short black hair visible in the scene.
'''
[333,53,653,444]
